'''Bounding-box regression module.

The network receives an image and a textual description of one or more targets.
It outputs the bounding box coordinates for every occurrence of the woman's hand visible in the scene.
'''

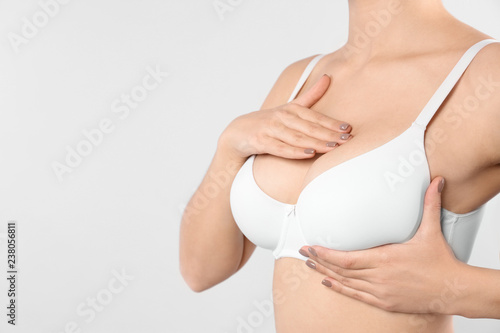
[300,176,471,315]
[218,74,352,160]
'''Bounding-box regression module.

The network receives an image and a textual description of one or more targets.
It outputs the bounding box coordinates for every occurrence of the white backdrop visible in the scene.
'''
[0,1,499,332]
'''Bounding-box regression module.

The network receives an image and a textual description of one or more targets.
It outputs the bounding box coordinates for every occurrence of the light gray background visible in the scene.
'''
[0,0,499,332]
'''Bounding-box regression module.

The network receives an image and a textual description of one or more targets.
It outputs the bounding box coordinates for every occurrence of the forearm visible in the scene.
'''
[451,262,500,319]
[179,140,247,292]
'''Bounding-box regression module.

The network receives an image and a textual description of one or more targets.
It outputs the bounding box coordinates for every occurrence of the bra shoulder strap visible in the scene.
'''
[287,53,326,103]
[414,39,500,129]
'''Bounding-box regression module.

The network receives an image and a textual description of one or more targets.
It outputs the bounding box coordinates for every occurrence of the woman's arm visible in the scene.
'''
[179,145,250,293]
[454,263,500,318]
[179,55,339,292]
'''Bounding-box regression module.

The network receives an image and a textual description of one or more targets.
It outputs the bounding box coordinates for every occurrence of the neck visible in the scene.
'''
[344,0,452,61]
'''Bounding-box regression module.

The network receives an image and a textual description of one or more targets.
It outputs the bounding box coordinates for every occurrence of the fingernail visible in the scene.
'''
[308,247,317,256]
[340,123,349,130]
[438,178,445,193]
[305,260,316,269]
[326,141,338,147]
[340,133,350,140]
[304,148,315,154]
[322,279,332,287]
[322,73,330,79]
[299,248,310,257]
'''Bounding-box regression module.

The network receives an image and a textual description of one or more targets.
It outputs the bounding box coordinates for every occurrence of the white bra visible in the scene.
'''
[229,39,498,263]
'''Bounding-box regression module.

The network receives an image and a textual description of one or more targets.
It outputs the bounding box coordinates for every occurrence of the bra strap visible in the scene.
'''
[414,39,499,129]
[287,53,327,103]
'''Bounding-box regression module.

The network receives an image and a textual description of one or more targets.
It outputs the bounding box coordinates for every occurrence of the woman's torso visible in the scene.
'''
[231,31,499,332]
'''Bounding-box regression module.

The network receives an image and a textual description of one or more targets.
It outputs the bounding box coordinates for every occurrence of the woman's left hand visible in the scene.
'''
[300,176,470,315]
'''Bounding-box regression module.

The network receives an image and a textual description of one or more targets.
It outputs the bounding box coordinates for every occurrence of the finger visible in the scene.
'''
[311,259,375,291]
[414,176,445,240]
[271,127,342,154]
[290,103,352,134]
[307,245,382,270]
[292,73,331,108]
[263,138,319,159]
[275,105,353,145]
[321,277,384,308]
[306,257,371,281]
[269,115,351,153]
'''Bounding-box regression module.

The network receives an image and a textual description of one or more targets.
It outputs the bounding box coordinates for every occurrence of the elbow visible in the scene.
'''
[178,241,243,293]
[182,273,211,293]
[179,262,215,293]
[184,279,209,293]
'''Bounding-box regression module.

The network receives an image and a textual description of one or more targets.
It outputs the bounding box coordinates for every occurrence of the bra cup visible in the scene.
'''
[296,126,430,250]
[230,156,286,250]
[228,40,497,261]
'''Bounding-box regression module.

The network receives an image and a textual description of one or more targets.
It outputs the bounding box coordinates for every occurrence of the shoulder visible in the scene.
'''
[467,39,500,73]
[259,54,323,110]
[465,41,500,165]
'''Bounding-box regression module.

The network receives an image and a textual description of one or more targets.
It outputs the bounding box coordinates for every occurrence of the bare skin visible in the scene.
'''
[254,2,500,332]
[180,0,500,331]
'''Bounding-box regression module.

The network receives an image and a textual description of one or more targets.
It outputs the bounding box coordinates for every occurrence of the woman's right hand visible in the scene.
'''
[218,74,352,160]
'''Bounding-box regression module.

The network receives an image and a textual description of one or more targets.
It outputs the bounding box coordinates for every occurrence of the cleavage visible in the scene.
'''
[252,121,414,206]
[253,65,420,205]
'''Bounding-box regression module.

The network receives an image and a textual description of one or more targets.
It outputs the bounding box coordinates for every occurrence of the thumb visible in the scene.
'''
[292,73,331,108]
[415,176,445,239]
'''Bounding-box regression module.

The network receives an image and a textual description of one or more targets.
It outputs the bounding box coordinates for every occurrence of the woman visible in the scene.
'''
[180,0,500,332]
